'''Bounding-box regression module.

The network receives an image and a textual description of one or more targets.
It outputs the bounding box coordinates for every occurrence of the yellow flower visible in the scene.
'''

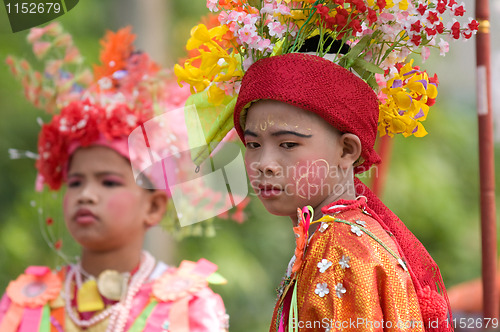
[378,60,438,137]
[208,84,226,105]
[186,24,229,50]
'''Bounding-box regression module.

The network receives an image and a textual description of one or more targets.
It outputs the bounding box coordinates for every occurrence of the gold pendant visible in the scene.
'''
[97,270,125,301]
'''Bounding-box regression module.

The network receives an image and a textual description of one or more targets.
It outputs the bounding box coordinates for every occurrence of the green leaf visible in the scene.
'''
[207,272,228,285]
[184,91,237,166]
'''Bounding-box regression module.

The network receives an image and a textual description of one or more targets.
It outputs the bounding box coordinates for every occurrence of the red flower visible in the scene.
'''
[54,239,62,250]
[411,34,422,46]
[411,21,422,33]
[468,19,479,31]
[463,31,473,39]
[435,22,445,33]
[425,27,437,36]
[350,19,363,33]
[427,11,439,24]
[417,4,427,15]
[451,21,461,39]
[453,4,465,16]
[376,0,386,11]
[314,4,329,16]
[36,99,150,190]
[46,217,54,226]
[436,0,447,13]
[350,0,366,12]
[367,8,378,24]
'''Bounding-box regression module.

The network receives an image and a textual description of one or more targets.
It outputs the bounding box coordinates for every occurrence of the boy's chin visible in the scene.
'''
[259,199,296,218]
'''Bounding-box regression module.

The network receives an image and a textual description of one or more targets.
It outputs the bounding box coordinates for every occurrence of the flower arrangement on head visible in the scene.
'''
[7,22,248,246]
[175,0,477,147]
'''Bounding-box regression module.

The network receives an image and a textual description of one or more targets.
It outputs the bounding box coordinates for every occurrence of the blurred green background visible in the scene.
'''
[0,1,499,331]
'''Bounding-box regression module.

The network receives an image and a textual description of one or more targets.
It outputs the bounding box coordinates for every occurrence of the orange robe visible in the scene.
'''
[271,208,425,331]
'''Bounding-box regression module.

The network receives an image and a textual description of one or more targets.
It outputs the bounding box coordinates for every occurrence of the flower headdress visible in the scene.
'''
[175,0,477,163]
[7,23,248,242]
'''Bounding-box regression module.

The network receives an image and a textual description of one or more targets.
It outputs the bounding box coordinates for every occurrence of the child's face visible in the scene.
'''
[243,100,356,222]
[63,146,154,251]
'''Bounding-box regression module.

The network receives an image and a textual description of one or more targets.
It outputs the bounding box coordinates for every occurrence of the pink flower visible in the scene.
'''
[438,38,449,56]
[421,46,430,62]
[260,2,274,14]
[25,266,51,277]
[243,56,254,71]
[207,0,219,12]
[45,60,63,76]
[33,42,52,59]
[276,3,291,15]
[237,25,258,45]
[218,11,229,24]
[268,21,287,37]
[242,13,259,26]
[255,38,272,53]
[64,46,81,64]
[27,27,47,43]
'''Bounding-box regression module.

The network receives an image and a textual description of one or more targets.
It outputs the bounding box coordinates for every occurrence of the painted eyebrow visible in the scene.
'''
[67,171,125,178]
[271,130,312,138]
[243,129,258,137]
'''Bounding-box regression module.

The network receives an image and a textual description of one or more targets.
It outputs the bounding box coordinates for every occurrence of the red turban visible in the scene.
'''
[233,53,381,173]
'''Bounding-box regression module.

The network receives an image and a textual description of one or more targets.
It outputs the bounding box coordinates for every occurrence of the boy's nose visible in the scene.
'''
[258,152,282,177]
[77,185,98,204]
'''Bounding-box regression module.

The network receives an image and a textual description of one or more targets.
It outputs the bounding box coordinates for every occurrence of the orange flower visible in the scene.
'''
[93,26,135,80]
[6,266,62,308]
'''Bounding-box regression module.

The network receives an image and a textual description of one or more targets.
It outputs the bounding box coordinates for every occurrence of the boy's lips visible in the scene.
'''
[258,184,284,199]
[74,208,98,224]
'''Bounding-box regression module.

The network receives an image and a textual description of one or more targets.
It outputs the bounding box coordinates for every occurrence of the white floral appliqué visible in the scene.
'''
[350,225,363,236]
[319,223,329,233]
[315,282,330,298]
[339,255,350,269]
[334,283,347,298]
[355,219,366,227]
[317,259,333,273]
[398,258,409,272]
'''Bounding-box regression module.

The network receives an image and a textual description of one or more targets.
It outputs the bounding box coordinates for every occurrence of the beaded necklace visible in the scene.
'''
[64,251,155,332]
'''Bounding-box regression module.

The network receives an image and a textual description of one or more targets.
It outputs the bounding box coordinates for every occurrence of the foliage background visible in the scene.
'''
[0,1,499,331]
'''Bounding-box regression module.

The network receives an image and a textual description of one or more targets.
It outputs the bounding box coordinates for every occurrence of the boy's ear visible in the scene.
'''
[144,190,168,228]
[339,133,362,169]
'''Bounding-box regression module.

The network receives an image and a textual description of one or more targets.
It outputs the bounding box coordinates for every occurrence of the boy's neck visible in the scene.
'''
[80,245,144,277]
[290,179,357,227]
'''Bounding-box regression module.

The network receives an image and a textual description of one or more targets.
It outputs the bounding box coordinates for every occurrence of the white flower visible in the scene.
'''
[98,77,113,90]
[335,283,347,298]
[315,283,330,298]
[355,219,366,227]
[339,255,350,269]
[317,259,333,273]
[351,225,363,236]
[398,258,409,272]
[319,223,329,233]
